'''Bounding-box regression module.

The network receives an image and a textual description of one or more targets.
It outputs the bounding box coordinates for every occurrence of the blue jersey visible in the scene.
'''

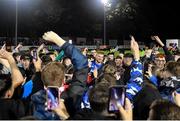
[126,60,143,101]
[90,60,103,73]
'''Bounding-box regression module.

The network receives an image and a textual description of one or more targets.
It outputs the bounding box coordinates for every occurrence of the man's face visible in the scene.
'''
[22,59,30,70]
[95,53,104,63]
[108,54,114,61]
[15,55,21,63]
[123,57,133,66]
[154,57,166,69]
[115,58,122,66]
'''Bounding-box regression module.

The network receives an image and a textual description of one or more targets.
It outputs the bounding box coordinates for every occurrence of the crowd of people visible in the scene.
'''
[0,31,180,120]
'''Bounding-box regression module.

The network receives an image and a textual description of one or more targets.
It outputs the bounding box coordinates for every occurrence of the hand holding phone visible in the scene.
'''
[46,86,60,110]
[108,85,126,113]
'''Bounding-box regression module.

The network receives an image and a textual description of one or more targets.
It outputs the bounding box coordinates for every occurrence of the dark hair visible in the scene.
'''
[41,55,53,66]
[149,99,180,120]
[13,52,21,58]
[143,58,153,73]
[89,82,110,112]
[13,52,21,63]
[20,54,32,62]
[0,74,12,98]
[133,81,162,120]
[124,53,134,58]
[29,47,37,51]
[103,61,117,75]
[96,73,117,86]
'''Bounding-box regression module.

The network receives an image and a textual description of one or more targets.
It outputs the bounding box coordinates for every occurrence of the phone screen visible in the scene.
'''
[33,50,37,61]
[108,86,126,113]
[47,87,59,110]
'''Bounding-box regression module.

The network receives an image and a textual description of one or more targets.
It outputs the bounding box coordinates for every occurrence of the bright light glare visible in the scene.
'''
[101,0,109,5]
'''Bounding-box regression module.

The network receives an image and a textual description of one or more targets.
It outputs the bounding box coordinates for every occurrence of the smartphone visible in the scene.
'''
[46,86,60,110]
[108,85,126,113]
[32,50,38,61]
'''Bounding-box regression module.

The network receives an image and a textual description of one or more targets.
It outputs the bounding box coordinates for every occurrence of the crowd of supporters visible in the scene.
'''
[0,31,180,120]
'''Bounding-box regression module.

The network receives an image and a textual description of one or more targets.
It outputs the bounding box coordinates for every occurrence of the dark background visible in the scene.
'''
[0,0,179,44]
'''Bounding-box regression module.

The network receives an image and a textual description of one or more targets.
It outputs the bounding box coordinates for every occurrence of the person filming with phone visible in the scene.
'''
[30,31,88,120]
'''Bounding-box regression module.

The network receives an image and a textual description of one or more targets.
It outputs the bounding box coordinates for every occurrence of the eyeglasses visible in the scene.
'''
[155,59,166,62]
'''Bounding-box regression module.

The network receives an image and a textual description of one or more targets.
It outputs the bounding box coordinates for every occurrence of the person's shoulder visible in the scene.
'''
[31,89,46,102]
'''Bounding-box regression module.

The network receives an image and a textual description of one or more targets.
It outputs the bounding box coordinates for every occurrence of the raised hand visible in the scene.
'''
[14,43,23,52]
[151,35,164,47]
[42,31,65,46]
[0,49,24,89]
[0,49,14,61]
[130,35,140,61]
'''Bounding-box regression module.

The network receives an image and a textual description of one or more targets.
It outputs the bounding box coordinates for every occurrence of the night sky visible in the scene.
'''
[0,0,180,43]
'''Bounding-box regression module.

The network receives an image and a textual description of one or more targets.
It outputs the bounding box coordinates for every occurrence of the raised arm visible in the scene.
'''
[152,36,165,47]
[12,43,23,53]
[42,31,89,116]
[42,31,88,83]
[151,35,173,61]
[42,31,88,70]
[0,49,24,88]
[126,36,143,101]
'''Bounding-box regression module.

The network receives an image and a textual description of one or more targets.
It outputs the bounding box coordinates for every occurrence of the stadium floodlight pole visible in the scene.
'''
[15,0,18,46]
[101,0,108,45]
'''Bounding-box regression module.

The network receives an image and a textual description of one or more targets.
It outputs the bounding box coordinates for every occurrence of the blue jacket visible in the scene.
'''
[90,60,103,73]
[31,90,60,120]
[30,42,89,119]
